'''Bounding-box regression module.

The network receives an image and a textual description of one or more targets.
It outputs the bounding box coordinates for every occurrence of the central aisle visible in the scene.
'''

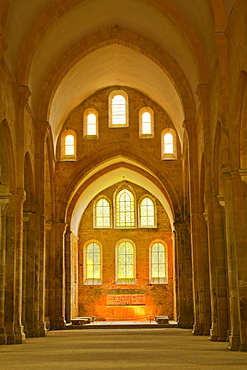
[1,328,246,369]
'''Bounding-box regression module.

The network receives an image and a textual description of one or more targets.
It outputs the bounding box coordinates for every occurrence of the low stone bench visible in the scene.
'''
[154,316,170,324]
[71,317,95,325]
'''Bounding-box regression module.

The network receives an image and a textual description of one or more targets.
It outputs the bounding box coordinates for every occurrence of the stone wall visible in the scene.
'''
[77,182,174,320]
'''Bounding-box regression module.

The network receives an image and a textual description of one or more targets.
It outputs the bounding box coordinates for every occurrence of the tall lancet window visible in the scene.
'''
[95,198,111,228]
[84,241,102,285]
[140,196,155,227]
[150,242,167,284]
[116,240,135,284]
[115,189,135,228]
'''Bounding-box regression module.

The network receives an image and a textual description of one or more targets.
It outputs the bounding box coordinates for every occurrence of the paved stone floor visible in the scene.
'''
[1,328,247,369]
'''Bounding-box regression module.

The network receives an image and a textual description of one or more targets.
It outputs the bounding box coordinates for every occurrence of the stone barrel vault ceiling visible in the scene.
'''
[2,0,227,144]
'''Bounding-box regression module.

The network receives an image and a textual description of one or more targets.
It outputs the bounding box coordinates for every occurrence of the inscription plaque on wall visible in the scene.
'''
[107,294,145,306]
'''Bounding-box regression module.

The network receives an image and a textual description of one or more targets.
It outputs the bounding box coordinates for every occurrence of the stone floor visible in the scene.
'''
[1,327,247,369]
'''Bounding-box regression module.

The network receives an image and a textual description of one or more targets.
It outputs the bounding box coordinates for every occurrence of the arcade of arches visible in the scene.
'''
[0,0,247,352]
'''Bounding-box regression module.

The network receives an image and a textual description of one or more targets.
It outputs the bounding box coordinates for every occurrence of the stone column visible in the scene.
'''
[14,189,26,344]
[11,85,31,344]
[22,212,47,338]
[4,195,16,344]
[198,212,211,335]
[184,119,211,335]
[22,213,35,337]
[4,191,26,344]
[0,196,10,345]
[223,169,247,351]
[49,222,67,329]
[34,121,52,337]
[38,213,47,337]
[65,228,72,323]
[205,196,228,342]
[174,221,193,328]
[45,221,53,330]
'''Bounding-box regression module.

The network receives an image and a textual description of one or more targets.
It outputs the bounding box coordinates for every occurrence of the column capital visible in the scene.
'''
[196,84,210,119]
[0,194,11,203]
[196,83,210,101]
[15,188,26,203]
[182,119,196,140]
[35,120,50,140]
[18,85,31,105]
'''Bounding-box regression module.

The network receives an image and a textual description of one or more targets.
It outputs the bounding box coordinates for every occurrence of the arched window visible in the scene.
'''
[161,128,177,160]
[65,134,75,156]
[60,129,77,160]
[140,197,155,227]
[164,133,173,154]
[139,107,154,137]
[116,240,135,284]
[85,241,102,285]
[150,242,167,284]
[95,198,111,228]
[109,90,128,127]
[84,108,98,137]
[115,189,135,228]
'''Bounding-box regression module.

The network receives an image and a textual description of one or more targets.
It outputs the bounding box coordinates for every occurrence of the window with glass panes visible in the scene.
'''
[117,241,135,283]
[112,94,126,125]
[164,133,173,154]
[95,198,111,227]
[116,189,135,227]
[140,197,155,227]
[86,113,97,135]
[141,112,152,135]
[65,134,75,156]
[151,242,166,283]
[86,242,101,281]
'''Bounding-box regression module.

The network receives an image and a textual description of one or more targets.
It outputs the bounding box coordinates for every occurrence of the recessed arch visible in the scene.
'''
[69,165,175,236]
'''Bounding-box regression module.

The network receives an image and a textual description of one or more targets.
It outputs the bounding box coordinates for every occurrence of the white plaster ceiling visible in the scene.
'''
[28,0,197,106]
[3,0,224,145]
[49,44,184,144]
